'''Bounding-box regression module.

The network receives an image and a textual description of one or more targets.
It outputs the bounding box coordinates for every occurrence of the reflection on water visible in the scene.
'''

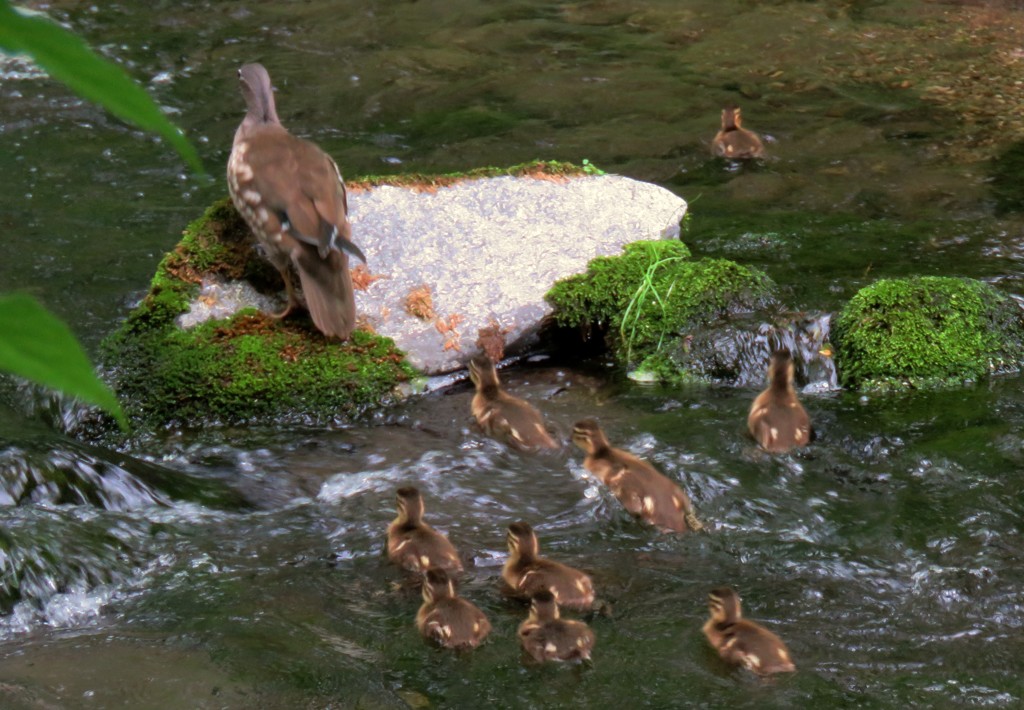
[4,0,1024,707]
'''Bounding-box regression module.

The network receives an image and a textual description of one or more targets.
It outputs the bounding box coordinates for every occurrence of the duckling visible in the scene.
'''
[416,568,491,649]
[502,522,594,611]
[517,590,595,663]
[571,419,703,533]
[747,349,811,453]
[386,487,463,575]
[702,586,795,676]
[468,353,559,451]
[711,105,764,160]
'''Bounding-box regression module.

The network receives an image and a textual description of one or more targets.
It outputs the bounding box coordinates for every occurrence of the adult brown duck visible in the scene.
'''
[228,63,366,339]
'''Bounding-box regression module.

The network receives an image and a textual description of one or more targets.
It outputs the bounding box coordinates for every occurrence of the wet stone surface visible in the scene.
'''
[178,174,687,374]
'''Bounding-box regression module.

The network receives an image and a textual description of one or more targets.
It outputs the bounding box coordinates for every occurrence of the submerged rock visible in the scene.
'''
[102,162,687,427]
[634,312,837,391]
[833,276,1024,390]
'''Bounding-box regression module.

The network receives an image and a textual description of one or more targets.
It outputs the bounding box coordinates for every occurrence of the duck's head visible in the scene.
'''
[395,486,425,523]
[468,353,500,391]
[768,349,795,390]
[721,105,742,131]
[571,419,608,454]
[506,521,539,558]
[529,590,560,622]
[708,586,742,624]
[422,568,456,603]
[237,63,280,125]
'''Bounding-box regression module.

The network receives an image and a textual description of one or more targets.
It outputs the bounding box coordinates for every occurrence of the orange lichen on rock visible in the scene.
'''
[436,313,464,352]
[404,285,437,321]
[351,264,386,291]
[345,160,594,193]
[212,312,279,339]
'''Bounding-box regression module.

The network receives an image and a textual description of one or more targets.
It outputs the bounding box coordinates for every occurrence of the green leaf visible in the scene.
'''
[0,0,205,175]
[0,294,128,430]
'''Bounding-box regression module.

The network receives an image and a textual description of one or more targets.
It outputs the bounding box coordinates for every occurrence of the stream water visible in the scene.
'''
[3,0,1024,707]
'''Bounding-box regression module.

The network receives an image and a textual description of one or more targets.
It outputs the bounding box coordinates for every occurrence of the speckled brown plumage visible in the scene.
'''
[502,522,594,611]
[227,63,365,339]
[703,586,795,676]
[711,106,765,160]
[747,350,811,453]
[468,353,558,451]
[572,419,702,533]
[517,590,595,663]
[416,568,491,649]
[386,487,463,575]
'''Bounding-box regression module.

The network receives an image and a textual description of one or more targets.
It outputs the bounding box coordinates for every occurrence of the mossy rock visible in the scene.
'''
[102,200,416,429]
[833,276,1024,390]
[545,240,777,380]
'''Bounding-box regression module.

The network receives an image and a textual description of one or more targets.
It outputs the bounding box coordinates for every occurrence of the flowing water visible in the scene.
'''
[3,0,1024,707]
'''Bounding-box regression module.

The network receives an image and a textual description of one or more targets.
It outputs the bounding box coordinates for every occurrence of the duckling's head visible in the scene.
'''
[529,589,560,622]
[721,105,742,131]
[708,586,742,623]
[506,521,539,558]
[395,486,425,523]
[423,568,456,603]
[468,353,500,392]
[571,419,609,454]
[767,349,795,391]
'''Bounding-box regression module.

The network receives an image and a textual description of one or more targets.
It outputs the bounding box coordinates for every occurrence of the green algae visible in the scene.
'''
[545,239,777,380]
[833,276,1024,390]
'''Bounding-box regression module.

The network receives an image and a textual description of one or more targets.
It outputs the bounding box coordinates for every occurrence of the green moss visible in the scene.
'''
[103,161,610,428]
[628,352,704,386]
[103,193,416,429]
[547,240,691,327]
[105,311,415,428]
[833,276,1024,390]
[120,198,278,336]
[546,240,776,368]
[348,159,604,191]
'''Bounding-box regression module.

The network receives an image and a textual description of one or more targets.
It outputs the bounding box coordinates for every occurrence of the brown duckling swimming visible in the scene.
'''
[711,105,765,160]
[702,586,795,676]
[571,419,702,533]
[502,522,594,611]
[468,353,559,451]
[517,590,595,663]
[416,568,491,649]
[386,486,463,575]
[747,349,811,453]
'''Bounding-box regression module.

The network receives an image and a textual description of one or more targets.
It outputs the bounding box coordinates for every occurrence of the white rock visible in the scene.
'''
[179,173,687,375]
